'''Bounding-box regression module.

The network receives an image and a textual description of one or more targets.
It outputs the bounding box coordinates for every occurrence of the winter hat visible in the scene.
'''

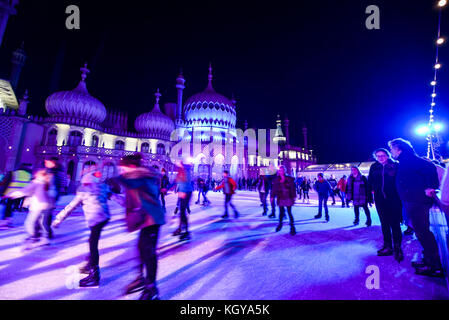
[81,172,101,184]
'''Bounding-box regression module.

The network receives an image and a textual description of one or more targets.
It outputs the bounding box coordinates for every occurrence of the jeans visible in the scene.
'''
[24,209,47,239]
[138,225,160,286]
[224,194,238,217]
[3,198,21,219]
[404,201,441,269]
[303,191,309,200]
[339,191,348,207]
[197,189,209,203]
[375,197,402,249]
[88,219,109,266]
[318,195,329,216]
[42,208,54,238]
[279,206,294,226]
[354,205,371,223]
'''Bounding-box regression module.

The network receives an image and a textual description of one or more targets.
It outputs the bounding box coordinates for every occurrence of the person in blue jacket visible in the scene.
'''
[314,173,333,222]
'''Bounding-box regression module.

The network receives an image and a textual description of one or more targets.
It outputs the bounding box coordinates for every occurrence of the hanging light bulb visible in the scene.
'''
[437,37,445,45]
[431,102,436,107]
[432,93,437,98]
[435,63,442,69]
[438,0,447,8]
[431,80,437,86]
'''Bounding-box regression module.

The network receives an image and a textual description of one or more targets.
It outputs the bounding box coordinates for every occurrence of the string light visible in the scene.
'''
[427,1,446,160]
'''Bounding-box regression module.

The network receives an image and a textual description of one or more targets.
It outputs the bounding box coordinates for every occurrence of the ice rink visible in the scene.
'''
[0,190,448,300]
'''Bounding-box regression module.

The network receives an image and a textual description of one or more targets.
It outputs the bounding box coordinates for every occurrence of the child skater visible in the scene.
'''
[52,171,110,288]
[4,169,55,249]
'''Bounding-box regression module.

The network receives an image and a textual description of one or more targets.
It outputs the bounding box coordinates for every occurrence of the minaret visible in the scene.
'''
[207,62,213,89]
[302,124,308,150]
[18,89,28,115]
[10,42,26,91]
[284,117,290,146]
[273,114,286,145]
[175,70,185,124]
[0,0,19,47]
[154,88,161,111]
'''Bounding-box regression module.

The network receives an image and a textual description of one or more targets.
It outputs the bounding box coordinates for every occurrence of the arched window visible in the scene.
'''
[92,135,99,147]
[82,161,97,175]
[157,143,165,155]
[115,140,125,150]
[68,131,83,147]
[47,128,58,145]
[141,142,150,153]
[102,162,117,180]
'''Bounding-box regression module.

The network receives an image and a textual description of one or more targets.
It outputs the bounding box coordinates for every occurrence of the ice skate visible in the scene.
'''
[125,275,145,295]
[79,266,100,288]
[139,284,160,300]
[179,232,191,241]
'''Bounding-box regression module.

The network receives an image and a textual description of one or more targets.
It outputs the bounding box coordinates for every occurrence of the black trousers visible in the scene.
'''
[279,206,294,226]
[138,225,160,286]
[3,198,21,219]
[42,208,54,238]
[224,194,238,216]
[354,205,371,222]
[302,191,309,200]
[160,193,166,209]
[88,219,109,266]
[260,192,275,213]
[375,196,402,249]
[179,192,192,232]
[404,201,441,269]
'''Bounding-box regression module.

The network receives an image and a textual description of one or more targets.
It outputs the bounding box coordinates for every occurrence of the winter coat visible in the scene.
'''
[160,174,170,194]
[47,166,66,201]
[271,175,296,207]
[117,167,165,228]
[7,175,55,213]
[395,152,439,205]
[368,159,402,207]
[314,180,333,197]
[257,176,270,193]
[337,178,347,193]
[216,177,237,195]
[53,183,111,228]
[176,165,193,193]
[347,174,373,206]
[301,179,311,191]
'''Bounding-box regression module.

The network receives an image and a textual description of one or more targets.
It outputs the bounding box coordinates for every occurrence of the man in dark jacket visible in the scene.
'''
[389,138,442,277]
[43,157,65,239]
[368,148,403,262]
[160,168,170,211]
[314,173,333,222]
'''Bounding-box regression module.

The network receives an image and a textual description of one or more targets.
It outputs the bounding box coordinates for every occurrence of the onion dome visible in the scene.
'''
[183,64,236,129]
[45,64,107,124]
[135,89,176,140]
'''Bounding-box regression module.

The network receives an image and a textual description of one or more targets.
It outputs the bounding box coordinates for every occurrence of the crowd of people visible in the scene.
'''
[0,137,447,299]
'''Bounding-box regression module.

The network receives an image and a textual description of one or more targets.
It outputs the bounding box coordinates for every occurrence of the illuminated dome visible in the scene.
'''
[135,89,175,140]
[45,64,107,124]
[183,65,236,129]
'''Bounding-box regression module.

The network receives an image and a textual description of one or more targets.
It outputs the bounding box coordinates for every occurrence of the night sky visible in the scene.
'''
[0,0,447,164]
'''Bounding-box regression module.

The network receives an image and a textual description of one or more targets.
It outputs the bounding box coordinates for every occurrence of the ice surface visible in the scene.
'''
[0,190,447,300]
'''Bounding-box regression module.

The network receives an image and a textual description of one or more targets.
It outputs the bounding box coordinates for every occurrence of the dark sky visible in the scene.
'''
[0,0,447,164]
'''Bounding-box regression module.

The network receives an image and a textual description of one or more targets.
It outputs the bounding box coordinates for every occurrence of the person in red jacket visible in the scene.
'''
[337,175,349,208]
[215,170,239,219]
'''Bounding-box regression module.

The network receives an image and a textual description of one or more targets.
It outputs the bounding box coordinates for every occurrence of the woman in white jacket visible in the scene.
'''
[5,169,54,247]
[52,171,110,288]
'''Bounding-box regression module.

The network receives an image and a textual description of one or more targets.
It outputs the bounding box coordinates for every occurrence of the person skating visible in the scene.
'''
[4,169,55,249]
[337,175,350,208]
[257,173,270,216]
[115,154,165,300]
[215,170,239,219]
[42,157,66,239]
[313,173,333,222]
[52,171,111,287]
[368,148,404,262]
[1,164,32,228]
[295,175,304,200]
[389,138,443,277]
[301,178,311,203]
[160,168,170,212]
[328,175,338,205]
[347,166,373,227]
[173,161,193,240]
[271,165,296,235]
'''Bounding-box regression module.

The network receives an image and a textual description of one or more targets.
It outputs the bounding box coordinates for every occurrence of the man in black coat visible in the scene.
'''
[368,148,403,262]
[388,138,443,277]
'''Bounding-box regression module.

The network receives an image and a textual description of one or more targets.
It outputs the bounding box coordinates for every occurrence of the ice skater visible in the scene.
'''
[314,173,333,222]
[215,170,239,219]
[52,171,111,287]
[271,165,297,235]
[4,169,55,249]
[173,161,193,240]
[347,166,373,227]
